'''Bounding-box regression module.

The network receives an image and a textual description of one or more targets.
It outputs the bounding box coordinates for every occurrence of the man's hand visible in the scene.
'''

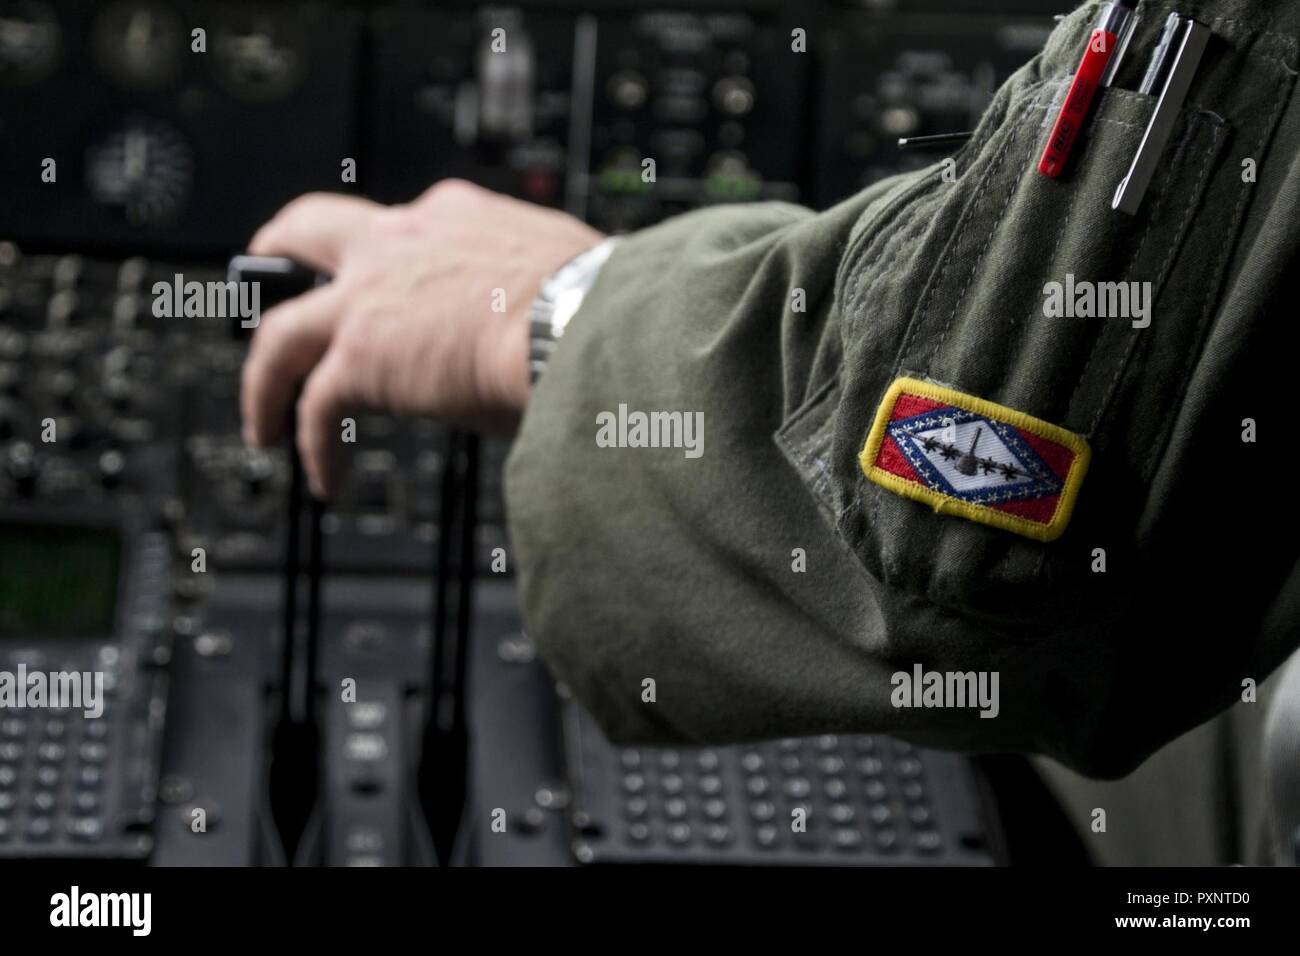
[240,179,604,498]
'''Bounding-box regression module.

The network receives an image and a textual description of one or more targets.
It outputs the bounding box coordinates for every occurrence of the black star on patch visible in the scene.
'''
[980,460,997,475]
[940,446,959,461]
[1000,464,1020,481]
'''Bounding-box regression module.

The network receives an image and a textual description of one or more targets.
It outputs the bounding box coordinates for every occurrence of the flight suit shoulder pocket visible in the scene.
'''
[793,78,1241,621]
[855,83,1232,607]
[892,83,1231,430]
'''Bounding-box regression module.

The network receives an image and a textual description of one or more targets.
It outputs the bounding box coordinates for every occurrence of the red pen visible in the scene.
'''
[1038,0,1137,177]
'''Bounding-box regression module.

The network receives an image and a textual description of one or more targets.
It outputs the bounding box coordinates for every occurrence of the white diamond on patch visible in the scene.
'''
[910,419,1035,494]
[883,407,1063,505]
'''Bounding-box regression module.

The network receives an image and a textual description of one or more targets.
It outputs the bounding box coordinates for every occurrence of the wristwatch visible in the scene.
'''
[527,237,620,384]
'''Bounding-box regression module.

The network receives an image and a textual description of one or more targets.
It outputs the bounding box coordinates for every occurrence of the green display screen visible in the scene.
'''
[0,524,121,637]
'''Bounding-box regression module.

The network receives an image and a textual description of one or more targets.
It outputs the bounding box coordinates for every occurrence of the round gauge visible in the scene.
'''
[86,118,194,227]
[92,0,185,90]
[0,1,61,87]
[210,14,306,102]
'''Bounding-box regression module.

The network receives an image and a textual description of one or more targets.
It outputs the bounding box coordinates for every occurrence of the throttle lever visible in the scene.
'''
[228,253,329,861]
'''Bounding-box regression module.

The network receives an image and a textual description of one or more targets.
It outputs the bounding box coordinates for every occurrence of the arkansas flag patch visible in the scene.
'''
[860,377,1090,542]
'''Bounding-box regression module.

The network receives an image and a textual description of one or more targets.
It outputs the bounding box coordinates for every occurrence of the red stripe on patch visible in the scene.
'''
[875,434,922,483]
[1015,427,1076,482]
[890,394,947,421]
[991,495,1060,525]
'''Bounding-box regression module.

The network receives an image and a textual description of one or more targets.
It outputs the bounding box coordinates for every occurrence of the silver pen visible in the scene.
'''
[1112,17,1211,215]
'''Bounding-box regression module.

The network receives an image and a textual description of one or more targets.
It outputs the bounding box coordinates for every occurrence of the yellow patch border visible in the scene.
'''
[859,377,1091,543]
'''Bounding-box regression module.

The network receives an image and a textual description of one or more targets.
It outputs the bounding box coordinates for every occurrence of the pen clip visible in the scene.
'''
[1112,18,1211,215]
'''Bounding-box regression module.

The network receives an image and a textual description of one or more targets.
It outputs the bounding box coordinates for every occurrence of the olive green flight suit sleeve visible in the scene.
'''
[505,0,1300,778]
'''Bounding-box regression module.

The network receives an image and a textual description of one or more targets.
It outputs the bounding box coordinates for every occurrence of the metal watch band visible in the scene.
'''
[528,236,620,384]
